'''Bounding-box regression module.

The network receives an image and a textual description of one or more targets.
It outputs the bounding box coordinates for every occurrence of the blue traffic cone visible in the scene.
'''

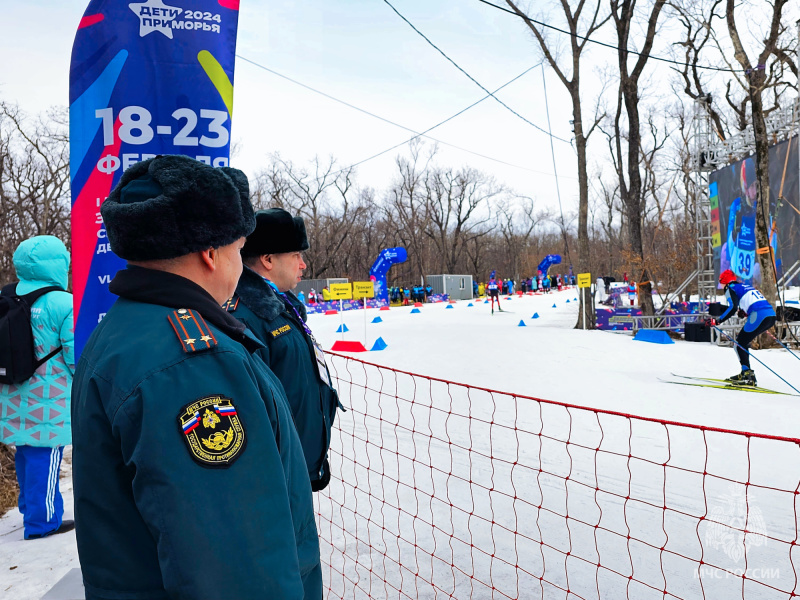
[566,299,570,303]
[410,308,421,314]
[370,337,388,351]
[371,316,383,323]
[532,313,540,319]
[336,324,349,333]
[518,320,526,327]
[446,304,454,309]
[467,303,474,307]
[552,303,557,308]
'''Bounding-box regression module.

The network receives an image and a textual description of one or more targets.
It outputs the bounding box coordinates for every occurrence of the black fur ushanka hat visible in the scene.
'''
[101,155,256,261]
[241,208,310,257]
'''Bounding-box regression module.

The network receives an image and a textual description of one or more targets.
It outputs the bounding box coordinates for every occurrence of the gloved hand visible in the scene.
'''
[737,308,747,319]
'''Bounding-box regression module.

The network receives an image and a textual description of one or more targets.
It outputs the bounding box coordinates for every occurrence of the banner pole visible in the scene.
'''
[340,299,344,340]
[364,296,367,346]
[583,287,587,330]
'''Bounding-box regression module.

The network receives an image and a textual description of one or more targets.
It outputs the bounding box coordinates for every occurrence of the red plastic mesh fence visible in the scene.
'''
[315,353,800,599]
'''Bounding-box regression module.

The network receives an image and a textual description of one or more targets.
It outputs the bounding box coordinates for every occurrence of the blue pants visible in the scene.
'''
[15,445,64,539]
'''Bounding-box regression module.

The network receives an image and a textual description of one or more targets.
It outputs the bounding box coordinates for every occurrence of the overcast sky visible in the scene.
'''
[1,0,591,216]
[4,1,793,219]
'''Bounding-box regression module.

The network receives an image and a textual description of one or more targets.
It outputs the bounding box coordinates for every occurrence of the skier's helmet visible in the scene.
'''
[719,269,737,286]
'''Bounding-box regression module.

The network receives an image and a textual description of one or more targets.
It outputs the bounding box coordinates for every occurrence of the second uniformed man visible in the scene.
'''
[228,208,341,491]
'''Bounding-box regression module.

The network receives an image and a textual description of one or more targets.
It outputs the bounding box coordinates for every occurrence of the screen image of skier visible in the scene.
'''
[721,158,759,283]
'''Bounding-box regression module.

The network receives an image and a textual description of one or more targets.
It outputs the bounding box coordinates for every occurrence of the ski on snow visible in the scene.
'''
[661,374,799,397]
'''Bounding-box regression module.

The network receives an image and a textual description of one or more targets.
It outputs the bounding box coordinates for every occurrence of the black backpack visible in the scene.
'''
[0,283,64,385]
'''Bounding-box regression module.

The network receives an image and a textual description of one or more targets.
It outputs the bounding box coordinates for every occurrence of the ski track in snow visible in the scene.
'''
[3,287,799,598]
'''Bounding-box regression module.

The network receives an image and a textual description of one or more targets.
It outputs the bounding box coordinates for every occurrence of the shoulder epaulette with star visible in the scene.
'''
[167,308,218,353]
[222,296,240,312]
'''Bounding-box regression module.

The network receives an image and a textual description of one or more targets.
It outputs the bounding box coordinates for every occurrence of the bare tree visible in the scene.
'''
[423,167,501,274]
[504,0,610,328]
[725,0,792,304]
[0,102,70,285]
[251,155,368,279]
[609,0,667,316]
[497,197,546,280]
[385,142,436,281]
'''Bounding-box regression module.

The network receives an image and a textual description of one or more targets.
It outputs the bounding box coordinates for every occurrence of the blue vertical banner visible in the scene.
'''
[69,0,241,357]
[369,248,408,302]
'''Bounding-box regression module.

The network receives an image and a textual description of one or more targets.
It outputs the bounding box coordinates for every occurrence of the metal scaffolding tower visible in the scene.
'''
[692,98,717,311]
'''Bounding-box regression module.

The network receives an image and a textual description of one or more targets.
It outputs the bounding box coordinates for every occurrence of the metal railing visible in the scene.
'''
[630,312,708,332]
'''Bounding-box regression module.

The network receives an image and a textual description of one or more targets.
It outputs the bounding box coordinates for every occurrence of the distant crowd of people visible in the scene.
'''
[390,284,434,305]
[298,286,330,304]
[474,273,576,298]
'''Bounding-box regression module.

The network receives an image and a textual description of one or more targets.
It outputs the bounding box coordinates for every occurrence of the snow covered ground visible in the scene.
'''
[1,449,78,599]
[3,287,799,599]
[314,287,800,438]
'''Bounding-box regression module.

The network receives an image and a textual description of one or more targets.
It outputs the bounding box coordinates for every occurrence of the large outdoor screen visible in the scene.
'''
[709,136,799,286]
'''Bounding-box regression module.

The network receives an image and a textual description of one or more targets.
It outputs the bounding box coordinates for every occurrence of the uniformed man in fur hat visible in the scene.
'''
[71,156,322,599]
[227,208,341,492]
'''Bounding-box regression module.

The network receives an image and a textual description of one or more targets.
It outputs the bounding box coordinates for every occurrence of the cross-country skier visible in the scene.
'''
[487,274,502,314]
[715,269,776,386]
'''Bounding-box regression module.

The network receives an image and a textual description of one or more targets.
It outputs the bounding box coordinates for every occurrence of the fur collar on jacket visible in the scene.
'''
[235,266,307,322]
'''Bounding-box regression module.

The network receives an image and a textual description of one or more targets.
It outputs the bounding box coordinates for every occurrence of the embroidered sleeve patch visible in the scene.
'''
[270,324,292,339]
[177,395,246,468]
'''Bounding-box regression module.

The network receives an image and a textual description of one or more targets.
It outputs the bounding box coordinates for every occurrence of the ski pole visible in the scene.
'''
[767,330,800,364]
[713,325,800,395]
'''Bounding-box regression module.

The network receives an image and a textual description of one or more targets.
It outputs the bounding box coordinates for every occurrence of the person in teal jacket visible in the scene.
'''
[71,156,321,599]
[0,235,75,539]
[229,209,342,491]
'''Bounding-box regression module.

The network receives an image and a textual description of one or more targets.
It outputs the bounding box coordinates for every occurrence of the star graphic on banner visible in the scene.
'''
[128,0,182,39]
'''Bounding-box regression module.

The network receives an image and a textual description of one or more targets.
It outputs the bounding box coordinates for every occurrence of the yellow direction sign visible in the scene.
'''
[577,273,592,288]
[353,281,375,299]
[329,283,353,300]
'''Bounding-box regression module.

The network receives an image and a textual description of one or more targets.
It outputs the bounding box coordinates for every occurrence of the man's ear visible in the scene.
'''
[199,248,217,271]
[260,254,273,272]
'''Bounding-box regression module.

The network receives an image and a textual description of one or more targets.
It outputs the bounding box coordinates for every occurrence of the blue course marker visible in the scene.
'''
[566,299,570,303]
[446,305,454,309]
[552,303,557,308]
[370,337,388,351]
[410,308,421,314]
[532,313,540,319]
[467,303,474,307]
[518,320,526,327]
[371,316,383,324]
[633,330,674,344]
[336,324,349,333]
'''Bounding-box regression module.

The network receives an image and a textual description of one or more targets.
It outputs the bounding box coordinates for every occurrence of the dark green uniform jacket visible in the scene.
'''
[228,267,341,491]
[71,267,321,600]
